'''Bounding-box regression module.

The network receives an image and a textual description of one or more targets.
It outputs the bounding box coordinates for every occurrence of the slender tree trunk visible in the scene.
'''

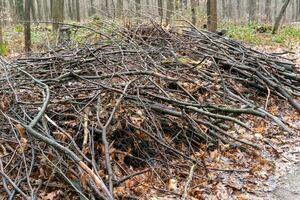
[43,0,49,20]
[16,0,25,21]
[68,0,73,20]
[116,0,123,17]
[191,0,197,25]
[236,0,241,20]
[158,0,163,24]
[0,0,4,47]
[274,0,278,21]
[291,0,296,21]
[89,0,96,16]
[175,0,181,10]
[135,0,141,17]
[111,0,115,19]
[30,0,36,21]
[52,0,64,31]
[76,0,80,22]
[265,0,271,22]
[166,0,174,25]
[221,0,226,19]
[248,0,257,22]
[24,0,31,53]
[207,0,217,32]
[227,0,233,19]
[35,0,42,20]
[182,0,187,9]
[272,0,291,34]
[297,0,300,21]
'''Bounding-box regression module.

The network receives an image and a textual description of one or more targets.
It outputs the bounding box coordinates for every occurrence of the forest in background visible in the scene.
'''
[0,0,300,26]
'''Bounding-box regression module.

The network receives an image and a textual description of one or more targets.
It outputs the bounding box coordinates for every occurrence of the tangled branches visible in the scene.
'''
[0,23,299,199]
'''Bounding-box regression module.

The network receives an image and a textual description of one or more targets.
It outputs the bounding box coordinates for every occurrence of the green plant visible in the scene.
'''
[0,43,9,55]
[14,24,23,33]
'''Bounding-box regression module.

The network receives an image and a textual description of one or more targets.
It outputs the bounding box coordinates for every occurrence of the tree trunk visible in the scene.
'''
[182,0,187,9]
[207,0,217,32]
[116,0,123,17]
[0,0,4,46]
[227,0,233,19]
[274,0,278,21]
[221,0,226,19]
[166,0,174,25]
[248,0,257,22]
[36,0,42,20]
[135,0,141,17]
[191,0,197,25]
[265,0,271,22]
[236,0,241,20]
[52,0,64,31]
[16,0,25,21]
[43,0,49,20]
[272,0,291,34]
[75,0,80,22]
[296,0,300,21]
[158,0,163,24]
[175,0,181,10]
[30,0,36,21]
[89,0,96,17]
[68,0,73,20]
[24,0,31,53]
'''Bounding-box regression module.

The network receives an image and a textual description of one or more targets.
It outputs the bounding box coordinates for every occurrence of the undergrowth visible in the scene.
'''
[222,22,300,47]
[2,19,300,55]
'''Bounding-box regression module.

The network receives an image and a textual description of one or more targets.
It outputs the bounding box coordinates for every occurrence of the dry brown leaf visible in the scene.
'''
[40,190,64,200]
[168,178,178,192]
[16,124,26,138]
[80,172,89,190]
[0,95,10,112]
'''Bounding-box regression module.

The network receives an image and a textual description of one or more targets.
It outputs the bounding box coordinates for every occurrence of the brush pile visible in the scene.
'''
[0,23,299,199]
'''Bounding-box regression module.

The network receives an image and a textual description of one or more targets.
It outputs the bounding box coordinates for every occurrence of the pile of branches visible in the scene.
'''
[0,23,299,199]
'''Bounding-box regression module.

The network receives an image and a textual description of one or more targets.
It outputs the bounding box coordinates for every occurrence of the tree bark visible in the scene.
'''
[0,0,3,46]
[166,0,174,25]
[135,0,141,17]
[24,0,31,53]
[272,0,291,34]
[207,0,217,32]
[16,0,25,21]
[89,0,96,16]
[182,0,187,9]
[248,0,257,22]
[75,0,80,22]
[265,0,271,22]
[30,0,36,21]
[221,0,226,19]
[274,0,278,21]
[68,0,73,20]
[191,0,197,25]
[52,0,64,31]
[236,0,241,20]
[36,0,42,20]
[158,0,163,24]
[116,0,123,17]
[43,0,49,20]
[297,0,300,21]
[175,0,181,10]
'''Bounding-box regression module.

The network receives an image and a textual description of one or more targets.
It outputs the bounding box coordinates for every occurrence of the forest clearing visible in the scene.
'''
[0,1,300,200]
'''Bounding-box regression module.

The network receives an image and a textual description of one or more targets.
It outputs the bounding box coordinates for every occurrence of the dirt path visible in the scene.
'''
[271,46,300,200]
[273,165,300,199]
